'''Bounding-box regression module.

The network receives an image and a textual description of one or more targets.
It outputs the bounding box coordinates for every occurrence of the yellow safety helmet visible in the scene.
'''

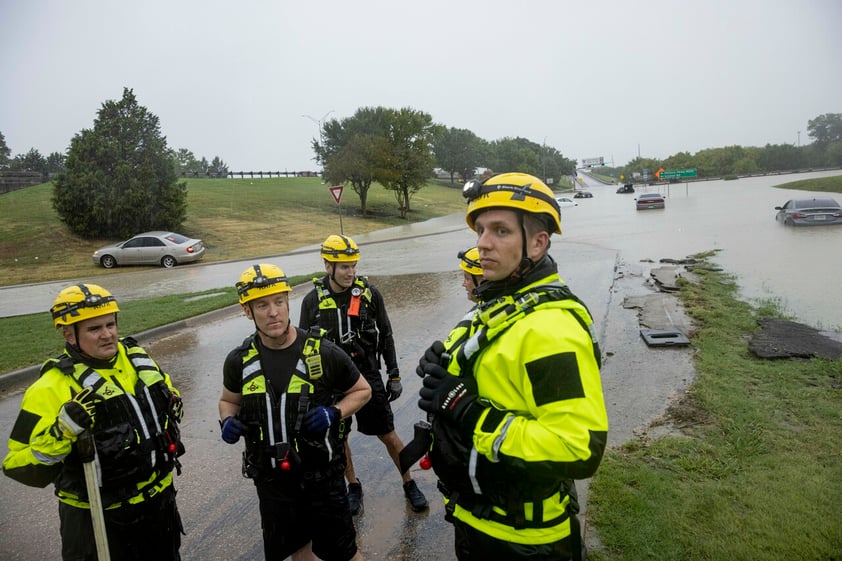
[320,234,360,263]
[51,284,120,329]
[463,172,562,235]
[236,263,292,305]
[458,247,483,277]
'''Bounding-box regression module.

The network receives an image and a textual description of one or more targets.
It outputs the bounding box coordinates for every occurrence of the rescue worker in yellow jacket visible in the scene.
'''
[417,173,609,561]
[219,264,371,561]
[299,235,429,514]
[2,283,185,561]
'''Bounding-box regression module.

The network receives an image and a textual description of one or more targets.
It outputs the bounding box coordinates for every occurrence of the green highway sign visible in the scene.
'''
[659,168,697,179]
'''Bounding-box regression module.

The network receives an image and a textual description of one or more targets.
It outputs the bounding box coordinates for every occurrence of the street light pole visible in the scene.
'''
[302,110,334,180]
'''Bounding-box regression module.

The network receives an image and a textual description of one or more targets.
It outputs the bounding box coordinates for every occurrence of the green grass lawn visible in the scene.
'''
[587,258,842,561]
[0,176,468,287]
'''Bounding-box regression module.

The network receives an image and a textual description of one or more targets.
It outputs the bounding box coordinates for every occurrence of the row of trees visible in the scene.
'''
[314,108,578,217]
[605,113,842,182]
[0,131,227,180]
[0,132,66,176]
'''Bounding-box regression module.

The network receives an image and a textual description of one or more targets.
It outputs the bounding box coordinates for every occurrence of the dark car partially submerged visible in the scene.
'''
[617,184,635,194]
[574,191,593,199]
[774,198,842,226]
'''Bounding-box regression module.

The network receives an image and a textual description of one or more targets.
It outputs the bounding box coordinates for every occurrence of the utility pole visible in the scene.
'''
[302,110,335,180]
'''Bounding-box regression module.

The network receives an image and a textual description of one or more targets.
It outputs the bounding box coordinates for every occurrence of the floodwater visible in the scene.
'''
[566,170,842,330]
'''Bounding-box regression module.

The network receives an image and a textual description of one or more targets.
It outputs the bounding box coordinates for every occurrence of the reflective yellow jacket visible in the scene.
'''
[2,340,182,509]
[431,262,608,545]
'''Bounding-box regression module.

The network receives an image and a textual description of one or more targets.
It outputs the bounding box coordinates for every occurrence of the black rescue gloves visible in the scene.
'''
[418,353,484,443]
[50,386,102,441]
[416,340,446,378]
[385,368,403,401]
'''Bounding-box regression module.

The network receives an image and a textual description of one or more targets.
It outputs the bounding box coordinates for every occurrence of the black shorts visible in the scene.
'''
[353,370,395,436]
[59,485,182,561]
[256,473,357,561]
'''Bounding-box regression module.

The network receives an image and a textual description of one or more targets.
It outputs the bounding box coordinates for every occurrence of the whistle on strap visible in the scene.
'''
[348,287,362,317]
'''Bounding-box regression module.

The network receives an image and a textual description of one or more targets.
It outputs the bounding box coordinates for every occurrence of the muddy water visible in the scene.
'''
[567,170,842,330]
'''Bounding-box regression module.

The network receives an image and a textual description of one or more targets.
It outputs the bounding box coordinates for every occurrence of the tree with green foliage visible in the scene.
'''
[807,113,842,145]
[434,127,488,184]
[0,131,10,167]
[487,137,576,185]
[377,107,440,218]
[45,151,66,175]
[317,107,389,216]
[53,87,186,239]
[11,148,48,174]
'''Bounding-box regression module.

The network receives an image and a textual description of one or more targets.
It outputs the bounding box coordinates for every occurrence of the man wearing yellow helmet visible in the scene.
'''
[3,283,185,561]
[299,234,429,514]
[218,263,371,561]
[458,246,484,303]
[416,173,609,561]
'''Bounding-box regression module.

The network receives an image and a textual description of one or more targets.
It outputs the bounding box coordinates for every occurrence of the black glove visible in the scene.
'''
[385,369,403,401]
[418,361,482,432]
[416,341,446,378]
[50,387,102,441]
[220,416,247,444]
[304,406,339,435]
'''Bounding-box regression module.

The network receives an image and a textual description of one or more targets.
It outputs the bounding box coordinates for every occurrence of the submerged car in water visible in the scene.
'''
[574,191,593,199]
[92,231,206,268]
[617,184,635,194]
[635,193,665,210]
[774,198,842,226]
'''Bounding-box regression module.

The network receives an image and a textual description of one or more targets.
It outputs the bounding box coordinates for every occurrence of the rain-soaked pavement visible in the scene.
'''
[1,169,840,559]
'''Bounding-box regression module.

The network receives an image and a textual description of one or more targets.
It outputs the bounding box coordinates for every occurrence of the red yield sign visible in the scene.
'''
[329,185,344,204]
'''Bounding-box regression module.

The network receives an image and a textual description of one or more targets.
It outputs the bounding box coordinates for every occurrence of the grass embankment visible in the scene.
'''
[587,257,842,561]
[774,174,842,193]
[0,176,468,287]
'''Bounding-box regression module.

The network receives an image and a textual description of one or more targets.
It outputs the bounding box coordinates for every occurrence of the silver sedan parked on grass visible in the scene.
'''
[774,198,842,226]
[92,231,206,269]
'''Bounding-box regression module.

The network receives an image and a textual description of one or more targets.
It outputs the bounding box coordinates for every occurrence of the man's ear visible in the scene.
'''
[241,303,253,320]
[530,230,550,259]
[61,326,75,345]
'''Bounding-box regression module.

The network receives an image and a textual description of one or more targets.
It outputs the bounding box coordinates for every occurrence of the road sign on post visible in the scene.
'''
[329,185,344,204]
[329,185,345,234]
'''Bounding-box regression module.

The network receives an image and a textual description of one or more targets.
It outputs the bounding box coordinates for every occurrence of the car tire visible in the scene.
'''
[161,256,177,268]
[784,218,794,226]
[100,255,116,269]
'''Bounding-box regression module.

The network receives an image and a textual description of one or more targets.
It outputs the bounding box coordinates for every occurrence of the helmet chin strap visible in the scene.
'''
[513,212,535,280]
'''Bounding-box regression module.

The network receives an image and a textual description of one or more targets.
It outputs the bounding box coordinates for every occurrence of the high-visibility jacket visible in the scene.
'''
[431,257,608,545]
[300,276,398,376]
[2,339,183,509]
[232,330,351,480]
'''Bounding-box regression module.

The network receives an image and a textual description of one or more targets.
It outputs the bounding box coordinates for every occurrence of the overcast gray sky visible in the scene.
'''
[2,0,840,172]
